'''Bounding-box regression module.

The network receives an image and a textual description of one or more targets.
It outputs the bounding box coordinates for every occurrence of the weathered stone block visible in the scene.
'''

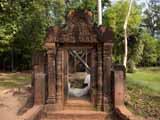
[34,73,46,105]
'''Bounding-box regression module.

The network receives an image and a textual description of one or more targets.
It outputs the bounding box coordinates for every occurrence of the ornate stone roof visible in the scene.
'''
[44,9,113,48]
[59,9,97,43]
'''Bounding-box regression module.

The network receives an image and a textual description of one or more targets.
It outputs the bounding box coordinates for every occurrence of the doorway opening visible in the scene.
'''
[64,48,93,102]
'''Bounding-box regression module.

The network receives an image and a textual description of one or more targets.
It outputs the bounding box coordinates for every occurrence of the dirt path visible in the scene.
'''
[0,72,31,120]
[0,87,31,120]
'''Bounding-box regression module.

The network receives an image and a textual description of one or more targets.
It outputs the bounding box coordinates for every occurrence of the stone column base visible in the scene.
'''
[45,104,58,112]
[46,96,56,104]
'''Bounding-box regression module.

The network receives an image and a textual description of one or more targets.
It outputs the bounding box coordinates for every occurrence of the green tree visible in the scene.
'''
[103,0,143,71]
[0,0,65,71]
[140,33,158,66]
[0,0,26,71]
[156,40,160,65]
[143,0,160,37]
[0,0,112,71]
[65,0,110,23]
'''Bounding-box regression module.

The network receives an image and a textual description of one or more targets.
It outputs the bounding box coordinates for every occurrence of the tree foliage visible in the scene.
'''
[142,0,160,66]
[0,0,111,71]
[0,0,65,70]
[143,0,160,37]
[103,0,142,69]
[65,0,110,23]
[0,0,159,71]
[140,33,158,66]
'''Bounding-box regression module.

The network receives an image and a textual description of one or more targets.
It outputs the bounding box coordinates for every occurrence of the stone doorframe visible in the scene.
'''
[62,44,96,103]
[55,44,98,109]
[44,41,113,112]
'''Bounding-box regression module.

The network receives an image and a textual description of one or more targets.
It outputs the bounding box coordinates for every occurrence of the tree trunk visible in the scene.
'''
[97,0,102,25]
[11,47,14,72]
[123,0,133,68]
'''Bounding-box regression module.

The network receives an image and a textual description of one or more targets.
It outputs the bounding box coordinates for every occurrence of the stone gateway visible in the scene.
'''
[20,10,142,120]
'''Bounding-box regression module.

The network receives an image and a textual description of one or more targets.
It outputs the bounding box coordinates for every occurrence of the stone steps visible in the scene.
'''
[64,105,93,110]
[41,99,108,120]
[64,99,94,110]
[42,110,108,120]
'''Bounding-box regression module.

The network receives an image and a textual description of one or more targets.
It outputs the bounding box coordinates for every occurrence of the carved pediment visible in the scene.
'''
[59,10,97,43]
[44,9,113,47]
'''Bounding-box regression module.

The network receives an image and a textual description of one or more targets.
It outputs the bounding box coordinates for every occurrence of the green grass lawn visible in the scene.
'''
[126,67,160,120]
[127,67,160,93]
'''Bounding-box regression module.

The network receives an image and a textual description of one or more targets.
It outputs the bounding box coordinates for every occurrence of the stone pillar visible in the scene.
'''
[103,43,113,112]
[56,47,63,110]
[97,44,103,111]
[61,48,65,107]
[34,71,46,105]
[32,52,46,105]
[64,49,69,103]
[113,65,126,106]
[90,48,97,106]
[47,44,56,104]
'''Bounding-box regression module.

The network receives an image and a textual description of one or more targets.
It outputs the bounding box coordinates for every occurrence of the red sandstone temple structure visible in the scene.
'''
[20,10,142,120]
